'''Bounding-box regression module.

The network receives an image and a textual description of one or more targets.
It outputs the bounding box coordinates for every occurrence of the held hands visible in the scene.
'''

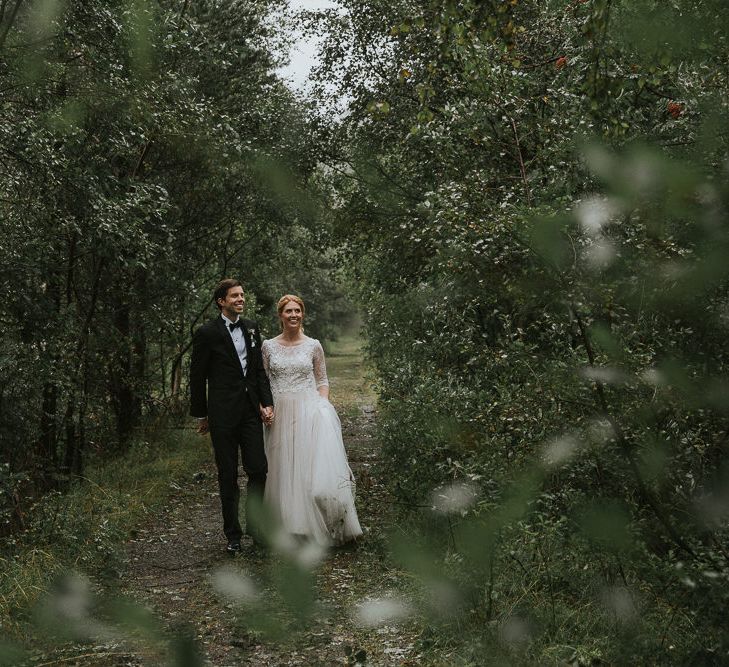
[196,409,272,433]
[260,405,274,427]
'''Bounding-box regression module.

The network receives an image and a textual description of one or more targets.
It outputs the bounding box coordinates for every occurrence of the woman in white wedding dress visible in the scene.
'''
[262,294,362,547]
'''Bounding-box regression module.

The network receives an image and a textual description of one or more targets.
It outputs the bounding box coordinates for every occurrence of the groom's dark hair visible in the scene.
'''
[213,278,242,310]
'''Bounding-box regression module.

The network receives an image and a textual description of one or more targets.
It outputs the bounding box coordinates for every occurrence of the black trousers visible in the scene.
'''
[209,397,267,542]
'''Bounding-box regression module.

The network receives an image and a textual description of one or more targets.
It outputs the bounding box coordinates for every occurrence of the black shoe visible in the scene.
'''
[226,540,241,555]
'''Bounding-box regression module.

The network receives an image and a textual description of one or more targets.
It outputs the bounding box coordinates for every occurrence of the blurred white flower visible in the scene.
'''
[354,596,411,627]
[579,366,623,384]
[601,586,638,622]
[499,615,534,645]
[269,528,327,568]
[587,419,615,445]
[431,482,478,514]
[43,573,117,642]
[295,540,327,569]
[271,528,298,555]
[582,144,614,179]
[626,153,659,194]
[576,196,620,235]
[583,238,615,270]
[542,435,579,467]
[52,573,92,622]
[425,578,463,617]
[641,368,665,386]
[211,566,259,603]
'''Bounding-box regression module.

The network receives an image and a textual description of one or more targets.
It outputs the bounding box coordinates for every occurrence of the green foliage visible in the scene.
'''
[310,0,729,662]
[0,0,351,524]
[3,0,729,663]
[0,428,207,643]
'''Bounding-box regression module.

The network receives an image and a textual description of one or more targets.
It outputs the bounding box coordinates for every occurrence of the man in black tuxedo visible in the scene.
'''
[190,278,274,553]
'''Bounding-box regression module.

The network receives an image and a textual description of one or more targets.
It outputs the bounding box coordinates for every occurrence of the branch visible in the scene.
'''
[171,227,264,391]
[132,140,152,179]
[509,116,532,207]
[570,302,697,559]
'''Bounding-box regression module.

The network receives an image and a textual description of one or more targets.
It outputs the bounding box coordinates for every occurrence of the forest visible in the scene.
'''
[1,0,729,664]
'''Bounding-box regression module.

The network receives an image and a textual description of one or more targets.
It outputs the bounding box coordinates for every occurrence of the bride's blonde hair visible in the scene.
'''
[277,294,305,331]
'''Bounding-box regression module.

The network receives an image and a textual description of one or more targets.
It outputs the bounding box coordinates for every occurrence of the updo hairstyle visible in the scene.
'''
[276,294,305,330]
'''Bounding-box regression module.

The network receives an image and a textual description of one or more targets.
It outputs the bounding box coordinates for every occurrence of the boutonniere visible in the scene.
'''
[248,328,256,347]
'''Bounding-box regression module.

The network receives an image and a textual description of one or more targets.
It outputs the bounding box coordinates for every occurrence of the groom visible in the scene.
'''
[189,278,274,553]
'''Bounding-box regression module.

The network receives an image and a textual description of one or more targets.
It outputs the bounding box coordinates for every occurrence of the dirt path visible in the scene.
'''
[119,338,423,666]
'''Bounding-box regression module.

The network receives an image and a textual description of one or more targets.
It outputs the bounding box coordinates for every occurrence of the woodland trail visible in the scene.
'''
[116,337,424,666]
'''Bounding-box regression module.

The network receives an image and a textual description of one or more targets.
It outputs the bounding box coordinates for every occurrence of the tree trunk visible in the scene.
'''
[39,383,58,471]
[61,399,76,480]
[110,267,147,448]
[111,299,135,446]
[37,269,63,481]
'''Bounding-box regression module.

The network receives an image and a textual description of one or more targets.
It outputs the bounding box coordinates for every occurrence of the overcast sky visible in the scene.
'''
[277,0,338,91]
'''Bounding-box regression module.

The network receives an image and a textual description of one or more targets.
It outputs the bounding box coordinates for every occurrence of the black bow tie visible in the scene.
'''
[229,321,243,332]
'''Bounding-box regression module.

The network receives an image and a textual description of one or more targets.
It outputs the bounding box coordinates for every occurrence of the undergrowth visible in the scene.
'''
[0,425,207,644]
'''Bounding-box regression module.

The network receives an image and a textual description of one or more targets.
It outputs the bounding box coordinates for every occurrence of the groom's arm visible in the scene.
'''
[252,325,274,408]
[189,325,211,419]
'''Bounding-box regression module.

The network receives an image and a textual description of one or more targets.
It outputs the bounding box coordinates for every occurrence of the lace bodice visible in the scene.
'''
[262,337,329,396]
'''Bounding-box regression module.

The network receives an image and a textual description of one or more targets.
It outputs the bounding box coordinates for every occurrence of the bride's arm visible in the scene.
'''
[313,341,330,399]
[259,340,274,424]
[261,338,270,374]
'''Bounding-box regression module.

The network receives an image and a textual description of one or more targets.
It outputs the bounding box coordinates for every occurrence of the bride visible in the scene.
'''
[262,294,362,546]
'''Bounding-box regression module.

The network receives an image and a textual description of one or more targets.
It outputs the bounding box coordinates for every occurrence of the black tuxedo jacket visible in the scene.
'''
[189,316,273,428]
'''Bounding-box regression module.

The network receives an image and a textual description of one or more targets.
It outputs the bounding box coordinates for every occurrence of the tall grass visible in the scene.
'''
[0,427,207,643]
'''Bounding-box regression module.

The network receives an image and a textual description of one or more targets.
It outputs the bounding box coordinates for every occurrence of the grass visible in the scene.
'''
[2,335,700,665]
[324,334,376,419]
[0,334,430,666]
[0,425,209,646]
[0,332,378,659]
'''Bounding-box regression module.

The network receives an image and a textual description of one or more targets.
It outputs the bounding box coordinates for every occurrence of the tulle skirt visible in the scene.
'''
[264,390,362,546]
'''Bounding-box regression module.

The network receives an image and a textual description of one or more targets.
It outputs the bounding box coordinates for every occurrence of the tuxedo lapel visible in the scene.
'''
[241,322,254,375]
[216,317,244,377]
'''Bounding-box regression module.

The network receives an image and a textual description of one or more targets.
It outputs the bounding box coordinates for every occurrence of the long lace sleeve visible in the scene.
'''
[262,340,270,375]
[312,340,329,389]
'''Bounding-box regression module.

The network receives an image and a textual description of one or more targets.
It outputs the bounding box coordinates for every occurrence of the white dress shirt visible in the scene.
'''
[221,313,248,376]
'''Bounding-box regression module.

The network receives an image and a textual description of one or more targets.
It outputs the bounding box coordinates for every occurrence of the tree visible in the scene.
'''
[311,0,729,661]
